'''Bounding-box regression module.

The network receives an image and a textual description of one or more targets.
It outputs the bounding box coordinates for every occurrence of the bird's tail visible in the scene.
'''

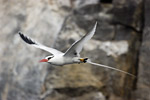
[86,59,135,77]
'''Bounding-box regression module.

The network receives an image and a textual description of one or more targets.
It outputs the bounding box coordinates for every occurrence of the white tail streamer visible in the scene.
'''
[87,60,135,77]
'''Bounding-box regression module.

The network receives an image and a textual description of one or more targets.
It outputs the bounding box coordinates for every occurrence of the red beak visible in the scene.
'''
[40,59,48,62]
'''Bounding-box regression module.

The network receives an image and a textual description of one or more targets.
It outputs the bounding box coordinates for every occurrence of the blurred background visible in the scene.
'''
[0,0,150,100]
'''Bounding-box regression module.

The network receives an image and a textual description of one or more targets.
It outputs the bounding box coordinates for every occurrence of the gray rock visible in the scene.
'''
[72,0,99,8]
[0,0,149,100]
[132,1,150,100]
[112,0,143,32]
[0,0,67,100]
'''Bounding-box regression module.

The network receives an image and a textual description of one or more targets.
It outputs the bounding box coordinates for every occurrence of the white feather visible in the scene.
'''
[64,22,97,57]
[87,60,135,77]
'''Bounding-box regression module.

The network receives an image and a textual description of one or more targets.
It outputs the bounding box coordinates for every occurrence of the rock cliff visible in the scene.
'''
[0,0,149,100]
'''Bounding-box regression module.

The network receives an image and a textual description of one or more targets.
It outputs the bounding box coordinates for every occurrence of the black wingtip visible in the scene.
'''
[18,32,36,45]
[18,31,22,36]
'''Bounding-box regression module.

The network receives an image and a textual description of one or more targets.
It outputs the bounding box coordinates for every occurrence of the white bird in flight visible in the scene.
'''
[19,22,135,77]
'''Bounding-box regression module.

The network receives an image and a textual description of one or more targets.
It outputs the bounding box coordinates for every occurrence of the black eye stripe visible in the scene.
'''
[47,56,54,60]
[48,57,52,60]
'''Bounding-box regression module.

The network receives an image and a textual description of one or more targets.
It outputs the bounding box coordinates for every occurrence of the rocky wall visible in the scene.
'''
[0,0,149,100]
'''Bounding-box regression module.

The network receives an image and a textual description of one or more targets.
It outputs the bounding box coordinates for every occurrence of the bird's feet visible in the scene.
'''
[79,58,88,63]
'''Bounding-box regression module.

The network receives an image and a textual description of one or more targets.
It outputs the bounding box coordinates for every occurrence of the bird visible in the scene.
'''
[18,22,135,77]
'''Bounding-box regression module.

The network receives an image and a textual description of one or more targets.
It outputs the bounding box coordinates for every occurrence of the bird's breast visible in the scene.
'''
[49,56,73,66]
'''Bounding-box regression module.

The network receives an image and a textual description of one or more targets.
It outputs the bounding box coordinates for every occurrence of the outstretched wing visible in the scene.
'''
[19,32,63,55]
[87,60,135,77]
[64,22,97,57]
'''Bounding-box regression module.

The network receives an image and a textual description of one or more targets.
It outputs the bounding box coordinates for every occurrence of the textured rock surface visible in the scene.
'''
[132,0,150,100]
[0,0,68,100]
[0,0,149,100]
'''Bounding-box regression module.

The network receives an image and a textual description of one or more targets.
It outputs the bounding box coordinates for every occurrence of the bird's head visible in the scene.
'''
[40,55,54,63]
